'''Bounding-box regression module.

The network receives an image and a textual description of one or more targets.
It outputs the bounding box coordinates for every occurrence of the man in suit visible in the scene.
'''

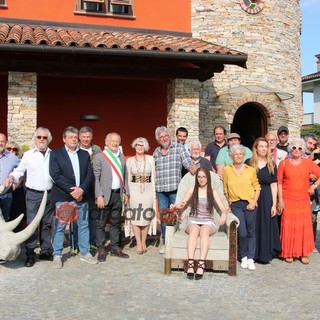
[93,132,129,261]
[49,126,97,268]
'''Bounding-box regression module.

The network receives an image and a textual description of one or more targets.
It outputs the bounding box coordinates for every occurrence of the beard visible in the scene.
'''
[161,141,171,149]
[279,137,288,145]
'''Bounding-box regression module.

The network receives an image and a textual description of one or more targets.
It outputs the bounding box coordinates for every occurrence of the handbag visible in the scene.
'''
[159,208,182,226]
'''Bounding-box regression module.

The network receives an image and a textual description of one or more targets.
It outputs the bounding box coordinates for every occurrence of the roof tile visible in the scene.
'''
[0,23,245,57]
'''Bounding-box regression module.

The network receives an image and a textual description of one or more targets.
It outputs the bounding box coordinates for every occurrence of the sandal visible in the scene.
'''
[186,259,195,280]
[285,258,293,263]
[300,256,309,265]
[195,259,205,280]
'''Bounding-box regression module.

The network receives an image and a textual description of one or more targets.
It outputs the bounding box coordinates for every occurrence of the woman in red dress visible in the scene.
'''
[277,138,320,264]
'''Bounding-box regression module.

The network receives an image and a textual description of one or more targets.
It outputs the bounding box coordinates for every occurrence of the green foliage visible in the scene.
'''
[20,143,30,153]
[301,123,320,138]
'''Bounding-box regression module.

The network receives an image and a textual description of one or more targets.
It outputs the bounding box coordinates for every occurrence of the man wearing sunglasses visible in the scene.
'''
[5,127,54,267]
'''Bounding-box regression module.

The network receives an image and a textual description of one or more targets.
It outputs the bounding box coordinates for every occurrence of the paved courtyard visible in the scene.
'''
[1,218,320,320]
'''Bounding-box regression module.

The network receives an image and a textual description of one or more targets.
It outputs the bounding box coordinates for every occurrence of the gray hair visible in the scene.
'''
[288,138,306,152]
[131,137,150,151]
[304,133,318,142]
[79,126,93,134]
[155,126,171,140]
[229,144,245,157]
[63,126,78,138]
[188,140,201,151]
[34,127,53,143]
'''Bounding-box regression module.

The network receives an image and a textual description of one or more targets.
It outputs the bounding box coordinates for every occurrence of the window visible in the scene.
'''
[0,0,7,7]
[75,0,134,16]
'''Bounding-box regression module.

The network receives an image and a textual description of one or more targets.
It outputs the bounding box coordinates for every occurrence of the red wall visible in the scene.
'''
[0,74,8,136]
[0,1,191,33]
[37,76,168,156]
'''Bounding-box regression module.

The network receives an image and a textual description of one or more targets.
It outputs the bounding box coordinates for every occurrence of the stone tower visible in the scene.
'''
[168,0,302,148]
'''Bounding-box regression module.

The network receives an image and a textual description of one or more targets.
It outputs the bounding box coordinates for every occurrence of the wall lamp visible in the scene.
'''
[79,114,101,121]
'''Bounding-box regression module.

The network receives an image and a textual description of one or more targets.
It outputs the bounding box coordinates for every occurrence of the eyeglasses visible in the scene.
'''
[291,146,303,151]
[159,134,169,140]
[136,144,145,148]
[36,136,48,140]
[6,147,18,152]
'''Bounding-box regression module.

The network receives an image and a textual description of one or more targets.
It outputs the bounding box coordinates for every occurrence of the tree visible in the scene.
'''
[301,123,320,138]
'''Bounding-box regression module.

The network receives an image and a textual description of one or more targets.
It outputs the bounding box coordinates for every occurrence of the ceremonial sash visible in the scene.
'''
[101,149,125,189]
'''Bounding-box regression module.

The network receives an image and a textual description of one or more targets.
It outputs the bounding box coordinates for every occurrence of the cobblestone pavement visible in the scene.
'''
[1,221,320,320]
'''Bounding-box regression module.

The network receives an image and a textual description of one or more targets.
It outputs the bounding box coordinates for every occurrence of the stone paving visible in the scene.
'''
[1,221,320,320]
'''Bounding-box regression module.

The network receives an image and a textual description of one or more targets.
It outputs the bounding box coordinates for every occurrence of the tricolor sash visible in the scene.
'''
[101,149,125,189]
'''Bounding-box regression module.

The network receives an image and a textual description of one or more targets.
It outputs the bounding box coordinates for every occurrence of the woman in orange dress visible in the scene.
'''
[277,138,320,264]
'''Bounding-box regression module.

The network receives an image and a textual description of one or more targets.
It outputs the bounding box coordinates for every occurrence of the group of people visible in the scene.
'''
[204,125,319,273]
[0,124,318,278]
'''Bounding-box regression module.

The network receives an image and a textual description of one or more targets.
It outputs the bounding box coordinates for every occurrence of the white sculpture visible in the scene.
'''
[0,189,47,261]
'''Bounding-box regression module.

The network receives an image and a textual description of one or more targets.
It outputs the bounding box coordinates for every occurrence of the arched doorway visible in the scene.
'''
[231,103,267,150]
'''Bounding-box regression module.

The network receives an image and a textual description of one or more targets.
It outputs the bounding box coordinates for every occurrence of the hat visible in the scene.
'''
[226,133,241,140]
[277,126,289,135]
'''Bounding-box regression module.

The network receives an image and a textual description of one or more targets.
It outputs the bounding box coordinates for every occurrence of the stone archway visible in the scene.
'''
[231,102,267,149]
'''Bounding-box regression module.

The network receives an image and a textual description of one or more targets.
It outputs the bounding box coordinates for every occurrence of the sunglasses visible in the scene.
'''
[6,147,18,152]
[291,146,303,151]
[37,136,48,140]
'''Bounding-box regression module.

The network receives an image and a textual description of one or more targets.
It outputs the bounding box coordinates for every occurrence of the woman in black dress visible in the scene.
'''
[247,137,281,263]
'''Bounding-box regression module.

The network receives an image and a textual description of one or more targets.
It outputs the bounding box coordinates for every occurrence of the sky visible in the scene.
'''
[301,0,320,113]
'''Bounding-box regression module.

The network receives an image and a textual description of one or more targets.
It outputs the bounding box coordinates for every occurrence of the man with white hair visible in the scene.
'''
[189,140,213,171]
[153,126,196,253]
[5,127,54,267]
[265,132,287,167]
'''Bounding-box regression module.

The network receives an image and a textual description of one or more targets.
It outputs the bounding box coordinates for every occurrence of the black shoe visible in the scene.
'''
[25,258,36,268]
[39,252,53,261]
[195,259,205,280]
[97,249,107,262]
[110,248,129,259]
[186,259,195,280]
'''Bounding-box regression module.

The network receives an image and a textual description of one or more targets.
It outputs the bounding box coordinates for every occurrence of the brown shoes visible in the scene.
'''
[97,249,107,262]
[110,248,129,259]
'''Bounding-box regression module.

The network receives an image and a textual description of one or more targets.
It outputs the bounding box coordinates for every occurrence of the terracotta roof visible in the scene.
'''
[302,72,320,82]
[0,23,245,57]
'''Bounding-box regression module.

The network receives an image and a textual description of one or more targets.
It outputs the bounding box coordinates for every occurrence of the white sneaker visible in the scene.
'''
[241,256,248,269]
[0,259,6,264]
[52,256,63,269]
[80,253,98,264]
[159,247,165,254]
[247,259,256,271]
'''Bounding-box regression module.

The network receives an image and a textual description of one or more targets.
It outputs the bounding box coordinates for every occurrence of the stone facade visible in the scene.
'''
[7,72,37,147]
[168,0,302,146]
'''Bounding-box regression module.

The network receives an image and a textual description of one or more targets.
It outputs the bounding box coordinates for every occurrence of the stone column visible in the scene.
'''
[167,79,200,141]
[7,72,37,145]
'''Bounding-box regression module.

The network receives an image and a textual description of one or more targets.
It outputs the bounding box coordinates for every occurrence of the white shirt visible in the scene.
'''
[65,146,80,187]
[10,148,52,191]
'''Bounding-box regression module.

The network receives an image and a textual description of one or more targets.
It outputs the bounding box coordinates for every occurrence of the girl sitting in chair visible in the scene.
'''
[173,168,228,280]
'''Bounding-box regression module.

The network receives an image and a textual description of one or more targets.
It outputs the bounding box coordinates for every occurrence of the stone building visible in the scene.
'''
[169,0,302,148]
[0,1,302,152]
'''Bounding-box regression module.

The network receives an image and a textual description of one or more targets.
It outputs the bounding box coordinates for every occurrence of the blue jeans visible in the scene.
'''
[52,201,90,257]
[0,192,13,221]
[157,190,177,243]
[231,200,257,260]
